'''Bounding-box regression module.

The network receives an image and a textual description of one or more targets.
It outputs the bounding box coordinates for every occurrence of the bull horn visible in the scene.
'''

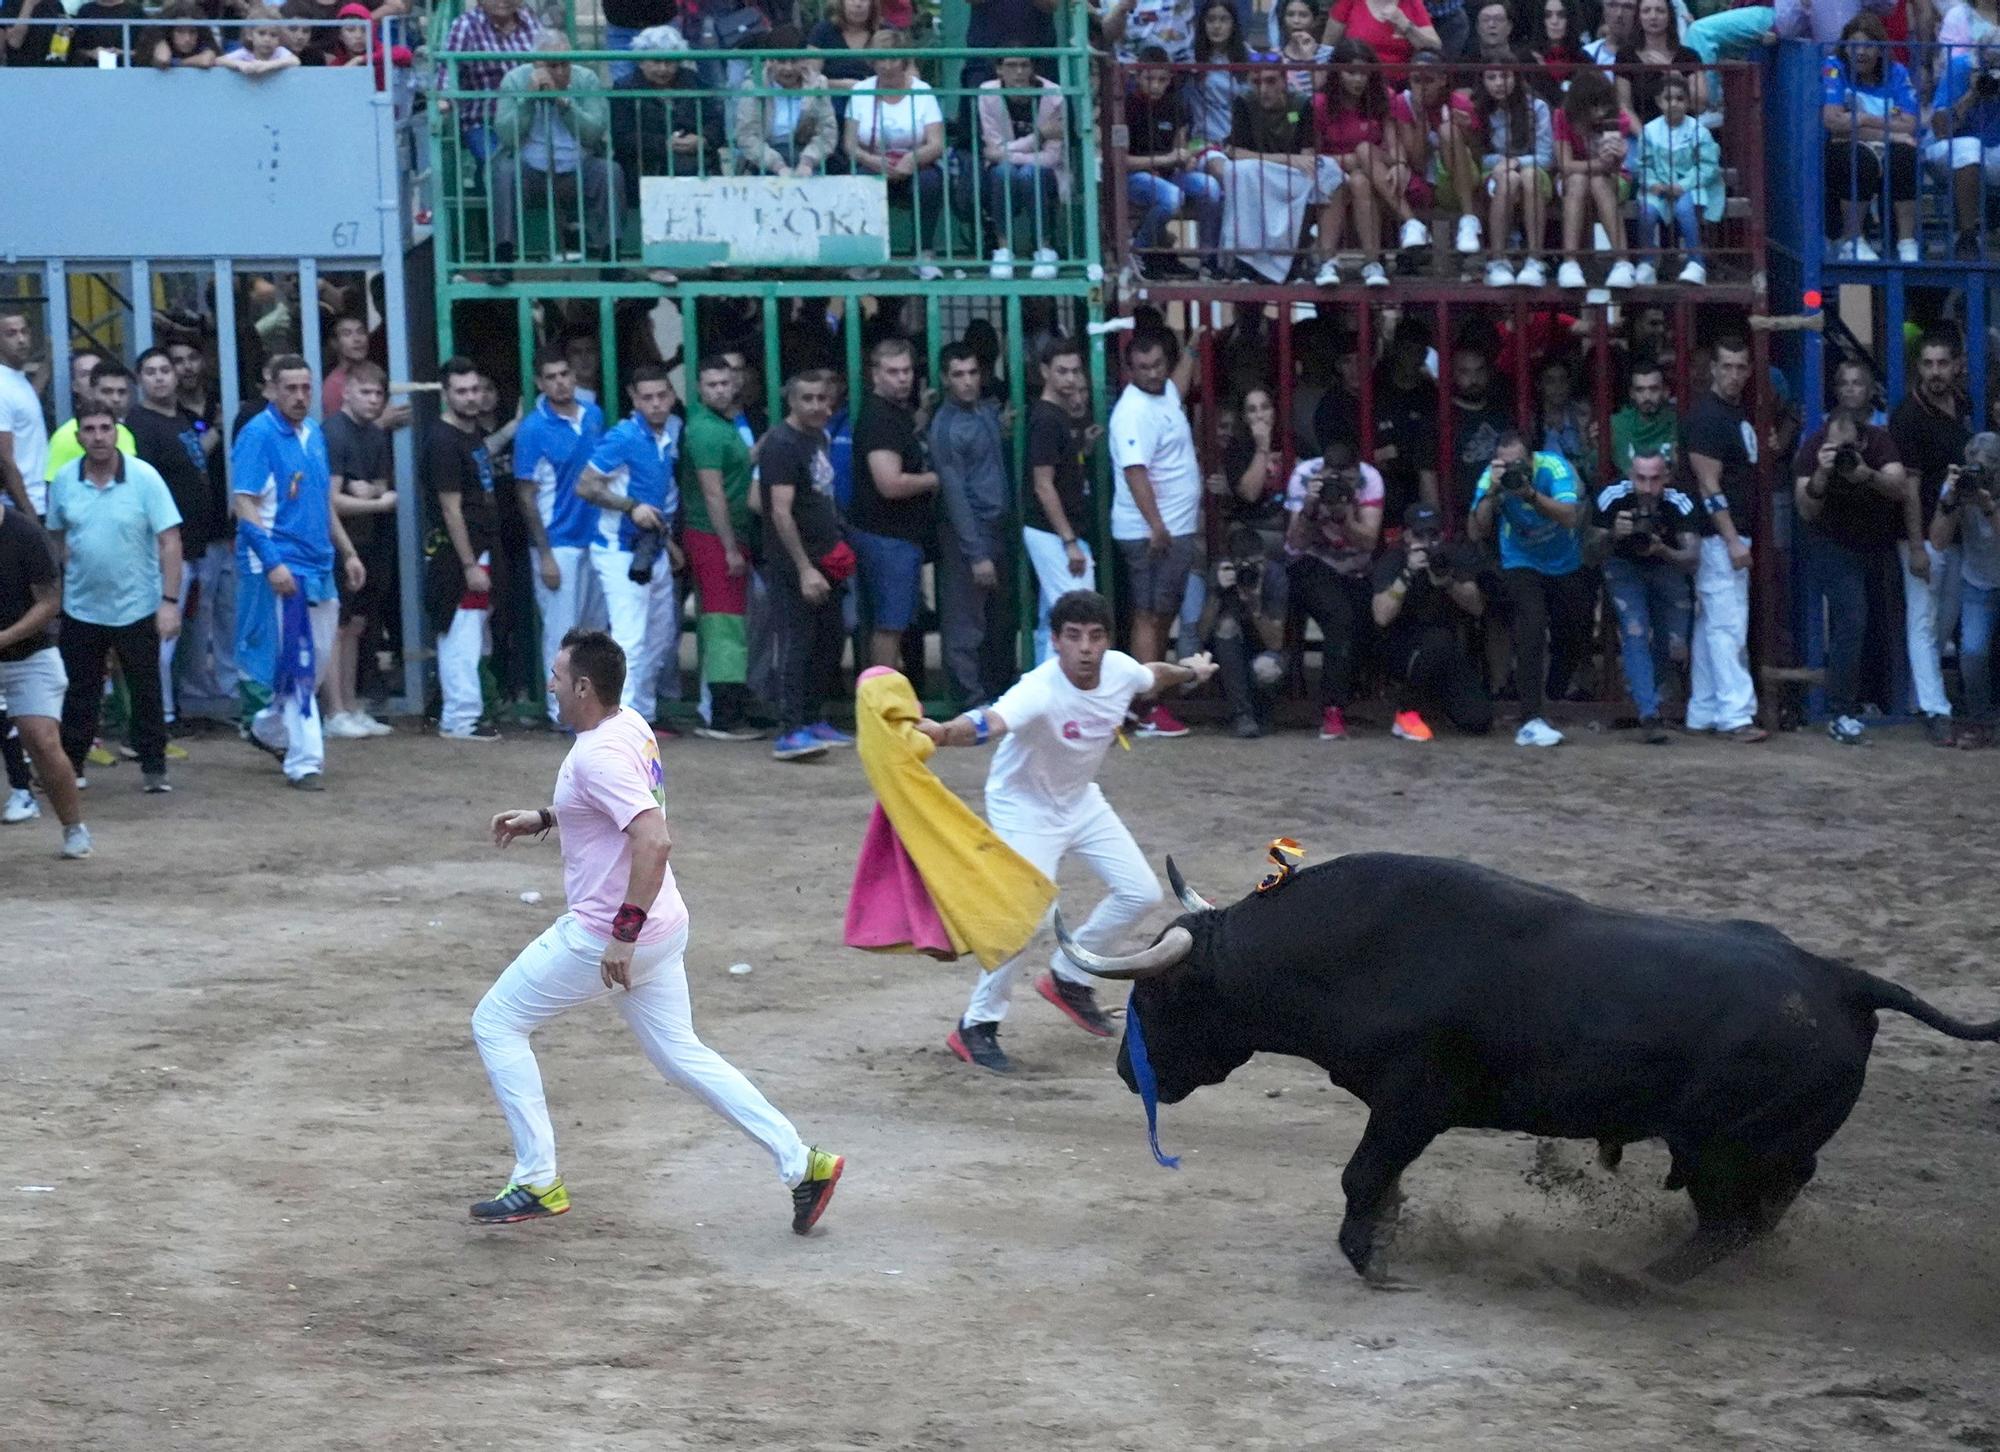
[1165,856,1215,913]
[1053,911,1193,980]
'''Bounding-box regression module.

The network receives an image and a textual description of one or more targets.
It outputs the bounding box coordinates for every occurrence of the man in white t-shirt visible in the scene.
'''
[474,627,845,1233]
[0,306,49,518]
[1109,330,1204,738]
[916,590,1216,1073]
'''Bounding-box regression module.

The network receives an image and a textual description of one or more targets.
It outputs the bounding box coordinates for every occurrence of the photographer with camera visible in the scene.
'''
[1922,42,2000,260]
[1794,355,1914,746]
[1468,430,1586,748]
[1284,439,1385,741]
[1202,524,1287,738]
[1929,433,2000,747]
[578,364,685,721]
[1370,504,1492,741]
[1592,448,1698,743]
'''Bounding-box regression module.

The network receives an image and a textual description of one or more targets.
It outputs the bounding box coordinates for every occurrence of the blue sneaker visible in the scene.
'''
[807,721,854,747]
[773,729,830,762]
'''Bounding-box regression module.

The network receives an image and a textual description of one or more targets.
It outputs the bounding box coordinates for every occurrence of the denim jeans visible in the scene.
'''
[1805,534,1881,718]
[1961,578,1998,721]
[1127,169,1222,252]
[891,163,946,252]
[1602,555,1692,718]
[1641,191,1702,263]
[985,162,1062,252]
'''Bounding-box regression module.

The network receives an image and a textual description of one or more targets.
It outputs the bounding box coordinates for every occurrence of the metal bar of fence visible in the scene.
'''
[299,256,323,419]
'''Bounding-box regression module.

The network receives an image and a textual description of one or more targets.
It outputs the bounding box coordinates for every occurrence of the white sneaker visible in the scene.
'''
[354,711,394,736]
[1842,236,1879,262]
[988,248,1015,280]
[1314,257,1341,286]
[62,823,93,859]
[1456,215,1482,254]
[1030,247,1059,280]
[914,257,943,282]
[1677,258,1707,285]
[1399,217,1430,249]
[1361,260,1389,287]
[1604,260,1637,289]
[324,712,370,740]
[1515,258,1547,288]
[1556,259,1587,289]
[1633,261,1658,286]
[1514,717,1564,748]
[1897,237,1919,262]
[3,787,38,824]
[1485,259,1516,287]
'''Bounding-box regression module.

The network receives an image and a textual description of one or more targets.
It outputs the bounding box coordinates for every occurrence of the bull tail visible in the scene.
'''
[1852,970,2000,1042]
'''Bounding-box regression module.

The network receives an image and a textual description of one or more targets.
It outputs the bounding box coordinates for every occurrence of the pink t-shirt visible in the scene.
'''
[554,706,688,944]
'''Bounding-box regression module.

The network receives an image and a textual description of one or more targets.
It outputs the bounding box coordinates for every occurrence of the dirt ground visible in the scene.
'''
[5,714,1998,1451]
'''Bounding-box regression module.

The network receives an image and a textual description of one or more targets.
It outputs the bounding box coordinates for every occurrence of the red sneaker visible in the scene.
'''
[1319,706,1349,740]
[1138,705,1191,738]
[1391,710,1433,742]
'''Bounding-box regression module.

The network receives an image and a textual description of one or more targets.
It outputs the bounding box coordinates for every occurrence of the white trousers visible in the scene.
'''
[963,792,1162,1026]
[158,568,195,723]
[1021,526,1096,665]
[1898,539,1952,718]
[471,912,809,1188]
[437,550,491,735]
[534,544,604,723]
[592,546,678,716]
[1687,534,1757,732]
[249,596,338,781]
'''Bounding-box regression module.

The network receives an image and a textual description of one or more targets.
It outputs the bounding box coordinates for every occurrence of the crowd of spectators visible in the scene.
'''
[0,0,413,73]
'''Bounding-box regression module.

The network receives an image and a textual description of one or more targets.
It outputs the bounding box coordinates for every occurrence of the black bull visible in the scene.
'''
[1055,852,2000,1283]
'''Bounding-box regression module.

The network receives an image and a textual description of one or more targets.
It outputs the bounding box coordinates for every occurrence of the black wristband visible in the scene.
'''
[537,807,554,833]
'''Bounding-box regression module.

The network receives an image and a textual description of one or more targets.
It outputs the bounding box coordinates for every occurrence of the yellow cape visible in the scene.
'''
[854,670,1056,970]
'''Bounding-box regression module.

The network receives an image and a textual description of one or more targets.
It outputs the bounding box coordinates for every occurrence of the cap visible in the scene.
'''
[1404,503,1442,533]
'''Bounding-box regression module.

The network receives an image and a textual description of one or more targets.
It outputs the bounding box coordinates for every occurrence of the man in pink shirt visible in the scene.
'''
[473,627,845,1232]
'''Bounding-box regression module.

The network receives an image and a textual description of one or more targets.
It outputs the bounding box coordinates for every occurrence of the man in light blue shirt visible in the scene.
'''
[513,347,608,725]
[45,401,183,792]
[1470,430,1588,749]
[576,363,682,717]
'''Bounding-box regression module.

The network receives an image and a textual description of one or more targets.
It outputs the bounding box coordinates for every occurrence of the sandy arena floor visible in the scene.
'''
[4,716,1998,1450]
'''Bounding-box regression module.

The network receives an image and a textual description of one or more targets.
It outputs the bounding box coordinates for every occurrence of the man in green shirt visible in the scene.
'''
[1608,360,1677,482]
[680,353,761,741]
[46,358,137,485]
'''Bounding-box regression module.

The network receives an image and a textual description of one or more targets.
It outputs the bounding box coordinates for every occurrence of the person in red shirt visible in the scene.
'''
[1321,0,1440,70]
[1311,39,1401,284]
[1394,49,1485,255]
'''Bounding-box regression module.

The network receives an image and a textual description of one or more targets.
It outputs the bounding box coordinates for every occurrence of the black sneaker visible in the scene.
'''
[1924,713,1956,748]
[946,1019,1015,1073]
[470,1178,570,1223]
[240,721,285,763]
[1036,972,1115,1038]
[1639,715,1670,745]
[789,1147,845,1234]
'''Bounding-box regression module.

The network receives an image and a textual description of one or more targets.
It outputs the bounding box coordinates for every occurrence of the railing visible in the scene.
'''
[1102,57,1765,292]
[3,14,416,90]
[427,39,1103,281]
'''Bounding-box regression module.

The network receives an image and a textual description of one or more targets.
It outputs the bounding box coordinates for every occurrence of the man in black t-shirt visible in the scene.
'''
[849,338,938,671]
[1682,335,1765,740]
[323,361,398,738]
[1794,355,1915,745]
[1448,348,1514,510]
[760,369,847,762]
[1889,331,1969,737]
[1373,329,1441,524]
[0,506,88,856]
[1369,504,1492,739]
[129,348,215,729]
[1022,336,1097,664]
[425,358,502,741]
[1125,47,1221,279]
[1593,448,1699,739]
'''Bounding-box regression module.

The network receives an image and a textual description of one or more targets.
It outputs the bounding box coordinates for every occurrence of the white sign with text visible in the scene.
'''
[641,175,890,267]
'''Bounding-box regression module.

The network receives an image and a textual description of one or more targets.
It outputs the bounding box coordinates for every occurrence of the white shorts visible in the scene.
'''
[0,646,67,720]
[1925,137,2000,183]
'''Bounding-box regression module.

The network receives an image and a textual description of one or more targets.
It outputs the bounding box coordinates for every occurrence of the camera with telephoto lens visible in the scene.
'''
[1832,444,1864,479]
[1960,463,1996,500]
[1315,465,1358,510]
[1499,458,1534,495]
[628,526,667,584]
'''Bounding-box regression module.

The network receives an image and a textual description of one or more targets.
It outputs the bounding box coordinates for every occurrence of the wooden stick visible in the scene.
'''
[1747,314,1825,334]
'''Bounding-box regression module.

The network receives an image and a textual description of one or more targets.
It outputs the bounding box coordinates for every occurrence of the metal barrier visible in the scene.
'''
[1102,56,1765,293]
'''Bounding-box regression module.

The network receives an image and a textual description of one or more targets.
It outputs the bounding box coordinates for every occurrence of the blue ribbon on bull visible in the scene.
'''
[271,592,318,720]
[1124,989,1180,1169]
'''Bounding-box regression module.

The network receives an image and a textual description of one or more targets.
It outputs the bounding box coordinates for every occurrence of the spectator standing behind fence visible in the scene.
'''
[217,7,301,74]
[931,341,1017,708]
[736,30,840,177]
[1609,357,1676,477]
[1478,51,1554,288]
[47,403,182,795]
[1891,330,1970,740]
[1820,14,1921,262]
[1592,447,1698,742]
[490,35,623,266]
[1448,345,1515,503]
[1023,337,1097,664]
[421,359,504,742]
[1285,440,1386,741]
[1110,331,1202,739]
[0,306,47,519]
[438,0,541,131]
[512,350,607,729]
[1682,334,1765,742]
[126,349,211,732]
[149,3,219,68]
[66,0,140,66]
[1469,430,1587,748]
[1322,0,1441,70]
[978,54,1070,281]
[1123,47,1224,280]
[575,365,682,723]
[1930,436,2000,748]
[1923,39,2000,261]
[1395,50,1484,255]
[320,361,398,739]
[761,371,851,763]
[1371,503,1492,738]
[613,25,725,206]
[1634,72,1719,285]
[846,37,948,280]
[168,337,236,705]
[679,354,763,742]
[1794,356,1916,747]
[849,338,937,671]
[48,360,136,488]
